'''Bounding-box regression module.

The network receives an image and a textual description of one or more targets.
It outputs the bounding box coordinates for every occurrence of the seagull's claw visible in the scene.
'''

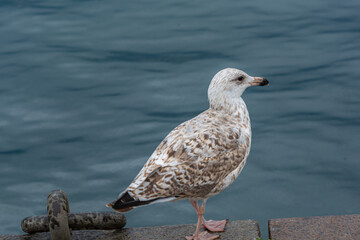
[202,219,228,232]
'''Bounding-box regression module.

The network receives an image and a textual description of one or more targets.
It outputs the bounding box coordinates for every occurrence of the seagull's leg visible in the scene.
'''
[186,199,201,240]
[200,199,227,232]
[186,199,220,240]
[190,198,199,214]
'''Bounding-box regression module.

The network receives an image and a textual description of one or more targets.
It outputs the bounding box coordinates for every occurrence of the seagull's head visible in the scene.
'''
[208,68,268,110]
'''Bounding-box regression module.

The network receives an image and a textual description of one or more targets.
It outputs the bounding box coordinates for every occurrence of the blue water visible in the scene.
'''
[1,0,360,237]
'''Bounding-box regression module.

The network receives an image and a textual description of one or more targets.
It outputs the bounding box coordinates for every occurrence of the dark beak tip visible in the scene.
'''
[260,78,269,86]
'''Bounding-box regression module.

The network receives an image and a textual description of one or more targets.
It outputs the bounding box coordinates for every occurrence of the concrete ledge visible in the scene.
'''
[1,219,261,240]
[269,214,360,240]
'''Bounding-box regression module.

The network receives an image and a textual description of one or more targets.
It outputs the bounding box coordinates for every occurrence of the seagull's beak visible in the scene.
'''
[250,77,269,86]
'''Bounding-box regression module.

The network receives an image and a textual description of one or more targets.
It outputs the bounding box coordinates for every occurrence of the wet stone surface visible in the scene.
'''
[269,214,360,240]
[1,220,260,240]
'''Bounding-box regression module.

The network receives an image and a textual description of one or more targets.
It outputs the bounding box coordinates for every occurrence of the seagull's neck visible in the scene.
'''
[209,96,248,119]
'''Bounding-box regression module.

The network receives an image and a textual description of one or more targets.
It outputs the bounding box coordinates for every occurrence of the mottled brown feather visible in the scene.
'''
[126,107,251,201]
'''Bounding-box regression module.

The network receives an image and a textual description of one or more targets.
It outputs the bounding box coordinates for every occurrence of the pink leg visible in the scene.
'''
[190,198,200,214]
[185,199,220,240]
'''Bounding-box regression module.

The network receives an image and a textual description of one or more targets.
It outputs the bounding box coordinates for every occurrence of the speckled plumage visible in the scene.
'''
[127,102,251,201]
[108,68,268,216]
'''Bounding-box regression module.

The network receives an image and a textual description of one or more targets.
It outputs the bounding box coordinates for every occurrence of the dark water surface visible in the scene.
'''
[1,0,360,237]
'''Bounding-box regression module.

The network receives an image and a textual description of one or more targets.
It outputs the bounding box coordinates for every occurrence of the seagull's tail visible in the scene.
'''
[106,191,172,213]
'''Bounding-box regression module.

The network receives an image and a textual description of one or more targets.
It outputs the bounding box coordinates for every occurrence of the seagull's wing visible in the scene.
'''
[127,110,251,201]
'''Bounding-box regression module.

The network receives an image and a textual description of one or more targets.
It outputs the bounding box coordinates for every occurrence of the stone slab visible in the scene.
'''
[0,219,260,240]
[269,214,360,240]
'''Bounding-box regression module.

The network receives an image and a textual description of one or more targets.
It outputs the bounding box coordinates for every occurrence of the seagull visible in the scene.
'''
[107,68,269,240]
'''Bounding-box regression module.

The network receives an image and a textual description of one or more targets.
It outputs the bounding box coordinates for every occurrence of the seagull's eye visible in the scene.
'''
[237,76,244,81]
